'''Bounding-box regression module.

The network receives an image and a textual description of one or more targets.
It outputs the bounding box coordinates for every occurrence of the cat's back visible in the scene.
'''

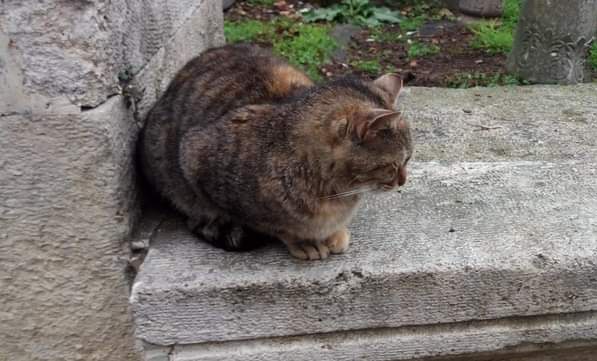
[139,44,312,210]
[147,44,311,129]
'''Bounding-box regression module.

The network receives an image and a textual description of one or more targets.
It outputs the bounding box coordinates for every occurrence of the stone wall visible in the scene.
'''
[0,1,224,360]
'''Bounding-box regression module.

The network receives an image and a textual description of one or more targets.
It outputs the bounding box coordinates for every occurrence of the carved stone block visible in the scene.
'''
[508,0,597,84]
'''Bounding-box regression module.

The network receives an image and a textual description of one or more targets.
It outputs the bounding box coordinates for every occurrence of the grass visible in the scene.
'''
[407,41,440,59]
[469,21,514,55]
[399,15,426,32]
[446,72,526,88]
[273,24,337,80]
[590,42,597,71]
[224,19,337,81]
[469,0,521,55]
[224,20,275,43]
[370,27,404,43]
[246,0,275,6]
[351,59,382,74]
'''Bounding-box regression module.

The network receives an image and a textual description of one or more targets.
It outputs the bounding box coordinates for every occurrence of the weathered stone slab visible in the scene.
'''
[170,313,597,361]
[398,84,597,163]
[132,159,597,346]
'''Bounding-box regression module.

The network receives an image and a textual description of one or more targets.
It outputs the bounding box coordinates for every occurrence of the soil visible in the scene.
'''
[225,0,510,87]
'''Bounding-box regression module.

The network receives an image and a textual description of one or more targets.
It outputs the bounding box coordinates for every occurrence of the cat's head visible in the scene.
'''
[317,74,413,194]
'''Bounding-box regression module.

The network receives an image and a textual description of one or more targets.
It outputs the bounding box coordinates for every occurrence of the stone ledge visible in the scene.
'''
[131,160,597,346]
[131,85,597,360]
[149,313,597,361]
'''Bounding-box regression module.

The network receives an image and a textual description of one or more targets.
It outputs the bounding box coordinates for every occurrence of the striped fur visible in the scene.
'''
[139,44,413,259]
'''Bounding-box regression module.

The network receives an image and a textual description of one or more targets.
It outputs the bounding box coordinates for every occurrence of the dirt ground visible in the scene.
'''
[225,0,512,87]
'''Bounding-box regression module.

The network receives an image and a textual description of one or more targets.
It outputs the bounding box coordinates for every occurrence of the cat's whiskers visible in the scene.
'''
[323,187,373,200]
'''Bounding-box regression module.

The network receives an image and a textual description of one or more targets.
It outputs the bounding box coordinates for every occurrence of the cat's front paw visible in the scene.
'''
[325,228,350,254]
[287,242,330,261]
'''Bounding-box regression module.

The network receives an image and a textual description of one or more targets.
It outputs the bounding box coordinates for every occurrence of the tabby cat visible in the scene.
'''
[139,44,413,260]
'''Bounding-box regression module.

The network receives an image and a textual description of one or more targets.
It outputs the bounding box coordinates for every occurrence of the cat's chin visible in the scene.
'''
[374,185,398,193]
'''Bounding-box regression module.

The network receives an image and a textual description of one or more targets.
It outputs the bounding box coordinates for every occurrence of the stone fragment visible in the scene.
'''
[508,0,597,84]
[459,0,503,17]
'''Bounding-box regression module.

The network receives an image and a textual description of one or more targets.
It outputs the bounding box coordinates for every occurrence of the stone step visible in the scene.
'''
[145,313,597,361]
[130,84,597,360]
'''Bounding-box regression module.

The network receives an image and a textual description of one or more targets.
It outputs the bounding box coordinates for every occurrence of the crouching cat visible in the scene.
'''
[139,44,413,260]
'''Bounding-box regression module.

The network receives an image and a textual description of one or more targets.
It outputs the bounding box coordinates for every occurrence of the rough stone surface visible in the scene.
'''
[458,0,503,17]
[133,160,597,344]
[397,85,597,163]
[169,314,597,361]
[0,0,223,109]
[131,84,597,360]
[508,0,597,84]
[133,0,224,119]
[1,97,139,361]
[0,0,224,360]
[330,24,361,63]
[223,0,237,10]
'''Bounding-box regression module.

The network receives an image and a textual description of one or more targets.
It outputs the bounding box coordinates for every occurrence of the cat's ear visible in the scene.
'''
[354,109,400,140]
[370,109,401,131]
[373,74,403,106]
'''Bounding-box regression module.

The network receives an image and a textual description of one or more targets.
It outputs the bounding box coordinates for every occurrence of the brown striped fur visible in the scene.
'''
[139,44,413,260]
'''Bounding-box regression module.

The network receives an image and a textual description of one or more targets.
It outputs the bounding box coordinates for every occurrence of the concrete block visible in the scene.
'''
[0,0,224,360]
[131,85,597,360]
[1,97,139,361]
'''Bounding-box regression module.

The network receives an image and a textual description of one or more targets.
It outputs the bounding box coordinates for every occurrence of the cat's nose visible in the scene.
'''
[397,166,407,186]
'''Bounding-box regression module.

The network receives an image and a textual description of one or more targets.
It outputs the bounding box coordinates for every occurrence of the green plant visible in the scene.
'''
[351,59,382,74]
[303,0,402,27]
[388,0,442,17]
[590,42,597,71]
[273,23,337,81]
[384,64,398,73]
[370,27,404,43]
[399,15,426,32]
[224,20,275,43]
[446,72,525,88]
[407,41,440,59]
[247,0,275,6]
[468,0,521,55]
[469,21,514,54]
[502,0,522,28]
[224,20,337,81]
